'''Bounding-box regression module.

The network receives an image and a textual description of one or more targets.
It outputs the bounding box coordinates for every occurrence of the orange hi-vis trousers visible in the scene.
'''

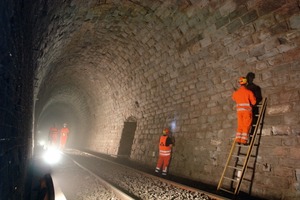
[236,110,253,144]
[155,150,171,175]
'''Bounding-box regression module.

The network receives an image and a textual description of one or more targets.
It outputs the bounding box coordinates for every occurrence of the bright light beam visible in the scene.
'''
[43,147,62,165]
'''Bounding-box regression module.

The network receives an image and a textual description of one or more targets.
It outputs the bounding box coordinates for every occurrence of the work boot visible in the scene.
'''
[240,139,248,145]
[235,138,241,144]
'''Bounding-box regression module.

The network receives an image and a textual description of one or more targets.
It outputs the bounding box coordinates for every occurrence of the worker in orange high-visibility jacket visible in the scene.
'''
[60,123,70,150]
[155,128,174,176]
[49,125,59,147]
[232,77,256,144]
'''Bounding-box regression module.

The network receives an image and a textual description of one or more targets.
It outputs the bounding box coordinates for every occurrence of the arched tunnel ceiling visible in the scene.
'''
[34,1,188,149]
[22,0,300,198]
[33,0,246,150]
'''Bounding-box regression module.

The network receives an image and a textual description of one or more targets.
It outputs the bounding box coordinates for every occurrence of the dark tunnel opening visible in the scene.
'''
[36,102,81,149]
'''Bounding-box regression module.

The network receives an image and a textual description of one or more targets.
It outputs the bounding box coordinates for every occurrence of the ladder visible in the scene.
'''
[217,97,267,195]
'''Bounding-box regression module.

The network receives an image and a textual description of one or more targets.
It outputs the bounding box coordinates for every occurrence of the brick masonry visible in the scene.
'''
[1,0,298,199]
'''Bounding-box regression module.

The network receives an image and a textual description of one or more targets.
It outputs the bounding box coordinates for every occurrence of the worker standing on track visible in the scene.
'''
[232,77,256,145]
[60,123,70,150]
[48,124,59,148]
[155,128,174,176]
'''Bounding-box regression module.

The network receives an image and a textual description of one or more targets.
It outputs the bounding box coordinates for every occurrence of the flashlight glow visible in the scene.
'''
[171,121,176,131]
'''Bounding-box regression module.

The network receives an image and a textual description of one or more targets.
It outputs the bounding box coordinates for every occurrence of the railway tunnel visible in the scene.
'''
[1,0,300,199]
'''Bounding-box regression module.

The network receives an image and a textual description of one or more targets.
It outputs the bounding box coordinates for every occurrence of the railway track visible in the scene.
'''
[60,149,228,200]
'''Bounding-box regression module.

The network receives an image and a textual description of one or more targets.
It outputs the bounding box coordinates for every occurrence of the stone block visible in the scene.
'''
[271,125,291,135]
[283,48,300,62]
[249,43,266,57]
[262,127,272,136]
[270,21,288,35]
[284,112,300,125]
[266,54,284,66]
[260,136,282,146]
[241,10,258,24]
[290,148,300,159]
[257,0,286,16]
[256,61,269,70]
[215,16,229,29]
[282,137,298,146]
[267,104,291,115]
[219,0,237,17]
[274,2,300,22]
[255,13,276,31]
[279,158,300,169]
[229,5,248,20]
[226,41,240,55]
[226,18,243,33]
[291,125,300,136]
[290,14,300,29]
[258,48,280,60]
[238,35,253,47]
[264,115,282,125]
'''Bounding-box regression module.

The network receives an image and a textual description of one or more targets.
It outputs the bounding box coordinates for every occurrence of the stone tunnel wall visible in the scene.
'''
[32,0,300,199]
[0,0,34,199]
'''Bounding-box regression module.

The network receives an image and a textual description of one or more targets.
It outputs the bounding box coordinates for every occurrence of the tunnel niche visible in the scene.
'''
[117,117,137,158]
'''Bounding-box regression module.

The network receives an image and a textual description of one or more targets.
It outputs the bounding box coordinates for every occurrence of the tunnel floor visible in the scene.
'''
[26,146,267,199]
[81,149,267,200]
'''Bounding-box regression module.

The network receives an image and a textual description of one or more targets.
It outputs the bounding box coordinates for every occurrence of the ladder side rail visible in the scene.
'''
[234,98,267,194]
[217,141,237,190]
[248,102,267,195]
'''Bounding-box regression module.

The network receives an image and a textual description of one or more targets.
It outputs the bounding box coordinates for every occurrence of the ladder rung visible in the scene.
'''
[219,188,235,194]
[236,163,255,169]
[218,98,267,195]
[232,154,245,158]
[234,153,257,158]
[224,176,238,182]
[228,165,242,170]
[236,144,249,147]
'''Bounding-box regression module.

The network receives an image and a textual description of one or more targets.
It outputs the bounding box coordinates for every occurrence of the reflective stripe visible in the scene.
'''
[236,132,242,139]
[237,104,250,106]
[237,108,251,111]
[241,133,248,140]
[159,150,171,156]
[160,150,171,153]
[160,153,171,156]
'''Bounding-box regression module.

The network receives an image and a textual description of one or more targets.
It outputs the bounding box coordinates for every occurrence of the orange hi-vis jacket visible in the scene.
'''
[232,86,256,111]
[49,127,58,142]
[159,135,172,156]
[60,127,69,137]
[50,127,58,134]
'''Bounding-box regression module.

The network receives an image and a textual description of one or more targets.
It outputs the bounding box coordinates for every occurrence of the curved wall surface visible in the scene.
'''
[31,1,300,199]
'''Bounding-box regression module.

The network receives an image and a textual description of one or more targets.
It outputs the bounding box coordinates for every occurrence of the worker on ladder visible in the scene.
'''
[232,77,256,145]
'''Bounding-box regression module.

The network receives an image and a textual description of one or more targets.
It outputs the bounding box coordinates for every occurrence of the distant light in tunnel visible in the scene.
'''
[38,140,46,146]
[43,147,62,165]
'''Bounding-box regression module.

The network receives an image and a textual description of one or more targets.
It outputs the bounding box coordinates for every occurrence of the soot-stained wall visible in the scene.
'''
[32,0,300,199]
[0,0,33,199]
